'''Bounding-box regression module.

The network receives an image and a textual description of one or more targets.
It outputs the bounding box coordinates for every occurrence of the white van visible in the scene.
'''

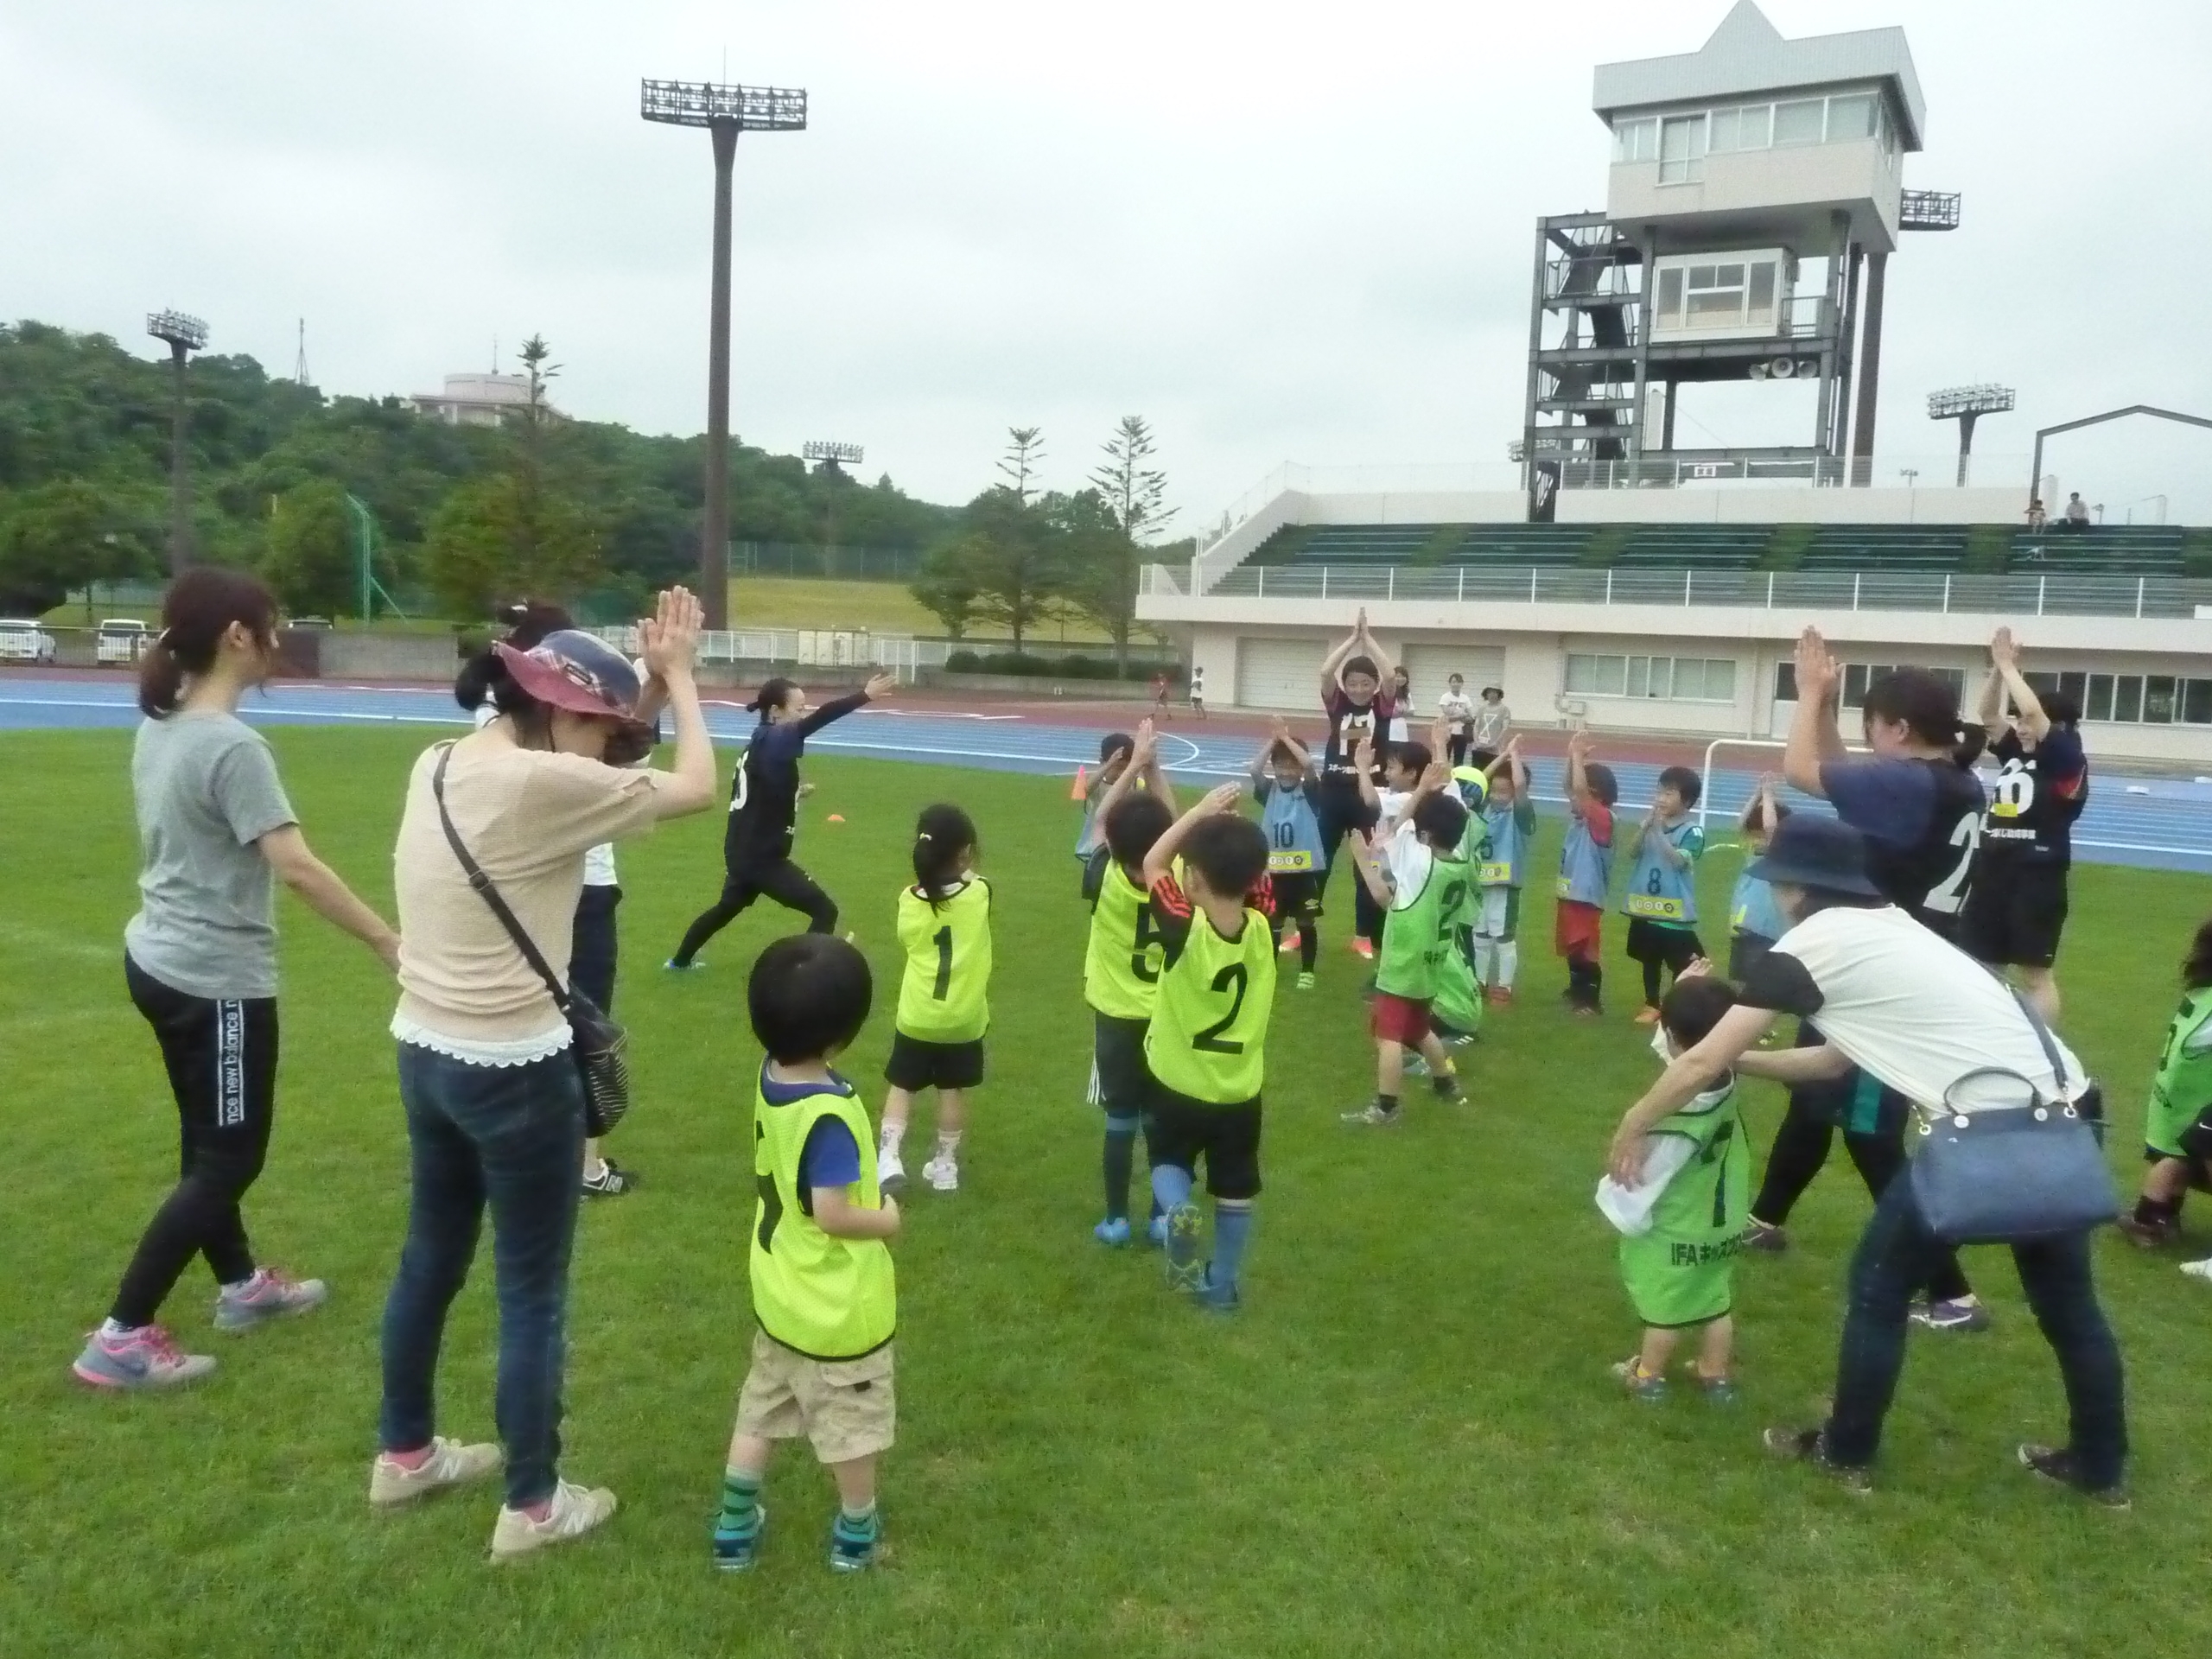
[96,619,152,664]
[0,619,58,664]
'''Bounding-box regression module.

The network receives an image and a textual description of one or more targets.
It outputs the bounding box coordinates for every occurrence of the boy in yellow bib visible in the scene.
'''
[1141,784,1277,1313]
[714,934,899,1574]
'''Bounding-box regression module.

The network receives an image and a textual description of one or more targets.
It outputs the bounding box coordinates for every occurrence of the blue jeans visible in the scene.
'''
[378,1043,585,1510]
[1823,1170,2127,1487]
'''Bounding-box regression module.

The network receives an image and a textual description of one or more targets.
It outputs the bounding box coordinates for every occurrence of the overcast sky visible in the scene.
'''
[5,0,2209,526]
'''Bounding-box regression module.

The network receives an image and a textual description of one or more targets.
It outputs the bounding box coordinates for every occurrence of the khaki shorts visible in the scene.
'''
[734,1331,896,1465]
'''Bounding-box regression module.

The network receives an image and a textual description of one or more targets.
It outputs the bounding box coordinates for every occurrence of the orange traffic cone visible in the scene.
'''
[1069,765,1089,801]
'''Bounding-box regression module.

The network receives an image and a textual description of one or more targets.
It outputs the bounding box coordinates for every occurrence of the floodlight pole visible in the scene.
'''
[642,79,809,630]
[147,310,208,573]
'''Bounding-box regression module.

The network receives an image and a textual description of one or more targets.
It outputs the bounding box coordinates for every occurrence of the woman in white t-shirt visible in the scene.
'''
[459,604,637,1197]
[1606,815,2126,1504]
[373,590,718,1557]
[1438,674,1476,767]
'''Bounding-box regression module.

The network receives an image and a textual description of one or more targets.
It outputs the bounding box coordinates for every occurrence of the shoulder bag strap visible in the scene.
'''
[430,744,572,1014]
[2004,980,2073,1101]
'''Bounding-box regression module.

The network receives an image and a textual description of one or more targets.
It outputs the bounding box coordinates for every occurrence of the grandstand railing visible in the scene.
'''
[1144,563,2212,620]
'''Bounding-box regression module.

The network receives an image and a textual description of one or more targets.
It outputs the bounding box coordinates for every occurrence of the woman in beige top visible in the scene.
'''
[371,588,717,1559]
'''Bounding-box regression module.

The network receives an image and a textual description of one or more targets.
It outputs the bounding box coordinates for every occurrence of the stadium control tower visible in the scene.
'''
[1520,1,1958,512]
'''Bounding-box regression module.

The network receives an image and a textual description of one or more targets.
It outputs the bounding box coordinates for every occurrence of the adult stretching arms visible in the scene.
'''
[1961,627,2088,1023]
[667,671,898,967]
[373,590,716,1559]
[1313,609,1397,958]
[72,568,400,1394]
[1744,629,1988,1332]
[1609,815,2126,1504]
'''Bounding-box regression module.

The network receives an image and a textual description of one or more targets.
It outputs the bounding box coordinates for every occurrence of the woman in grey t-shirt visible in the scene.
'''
[72,568,399,1395]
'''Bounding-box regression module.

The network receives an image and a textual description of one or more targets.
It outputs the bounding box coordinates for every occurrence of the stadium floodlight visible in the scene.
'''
[641,78,810,628]
[147,310,209,572]
[802,440,865,471]
[1927,384,2014,487]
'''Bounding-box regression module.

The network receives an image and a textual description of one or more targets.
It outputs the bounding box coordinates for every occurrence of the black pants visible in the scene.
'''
[570,885,620,1013]
[1313,785,1382,949]
[671,854,837,965]
[1446,733,1470,768]
[1751,1058,1973,1305]
[111,956,279,1326]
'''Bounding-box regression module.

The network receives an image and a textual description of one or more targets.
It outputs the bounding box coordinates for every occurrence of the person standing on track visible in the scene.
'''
[1962,627,2088,1023]
[74,567,402,1393]
[666,671,896,969]
[1742,628,1988,1333]
[1313,610,1398,961]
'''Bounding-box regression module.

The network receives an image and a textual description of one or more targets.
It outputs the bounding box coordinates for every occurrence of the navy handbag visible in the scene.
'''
[1908,991,2120,1246]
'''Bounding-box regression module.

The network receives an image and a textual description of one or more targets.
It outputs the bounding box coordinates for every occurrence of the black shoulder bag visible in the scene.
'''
[430,746,632,1137]
[1907,987,2116,1245]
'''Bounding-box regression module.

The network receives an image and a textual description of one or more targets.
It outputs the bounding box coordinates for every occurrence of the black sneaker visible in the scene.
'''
[2018,1444,2130,1510]
[1740,1218,1789,1255]
[2115,1214,2176,1250]
[1763,1426,1872,1496]
[582,1160,637,1198]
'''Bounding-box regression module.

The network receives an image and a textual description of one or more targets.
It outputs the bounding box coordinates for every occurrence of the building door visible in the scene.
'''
[1234,637,1328,711]
[1402,644,1505,718]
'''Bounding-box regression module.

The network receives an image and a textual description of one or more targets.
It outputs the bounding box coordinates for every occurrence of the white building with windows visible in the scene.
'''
[410,372,566,429]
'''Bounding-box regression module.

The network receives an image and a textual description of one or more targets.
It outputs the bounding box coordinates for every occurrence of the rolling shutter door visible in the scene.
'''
[1234,637,1327,711]
[1402,644,1505,717]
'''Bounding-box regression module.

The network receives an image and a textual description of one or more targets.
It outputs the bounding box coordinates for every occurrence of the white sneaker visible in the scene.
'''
[923,1155,960,1192]
[879,1147,906,1189]
[489,1479,618,1560]
[2180,1257,2212,1282]
[370,1437,505,1508]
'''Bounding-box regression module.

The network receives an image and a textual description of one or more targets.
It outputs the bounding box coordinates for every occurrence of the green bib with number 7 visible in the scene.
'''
[1146,904,1277,1103]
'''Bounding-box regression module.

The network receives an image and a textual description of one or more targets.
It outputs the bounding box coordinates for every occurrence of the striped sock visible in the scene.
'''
[715,1469,763,1538]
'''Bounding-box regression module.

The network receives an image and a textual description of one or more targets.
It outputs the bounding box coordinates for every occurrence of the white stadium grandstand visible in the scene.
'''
[1139,3,2212,766]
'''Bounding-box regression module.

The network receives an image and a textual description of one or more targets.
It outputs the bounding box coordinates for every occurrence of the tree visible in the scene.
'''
[259,479,355,616]
[423,471,601,620]
[1076,416,1177,669]
[921,486,1071,652]
[910,544,980,639]
[0,478,149,613]
[997,426,1046,505]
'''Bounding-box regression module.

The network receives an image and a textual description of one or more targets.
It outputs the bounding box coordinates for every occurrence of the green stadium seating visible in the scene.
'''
[2009,525,2184,576]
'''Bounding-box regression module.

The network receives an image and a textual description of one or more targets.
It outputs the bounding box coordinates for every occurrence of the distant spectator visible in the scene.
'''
[1385,667,1414,749]
[1187,663,1207,721]
[2062,493,2091,532]
[2025,497,2047,532]
[1438,674,1477,767]
[1469,687,1512,766]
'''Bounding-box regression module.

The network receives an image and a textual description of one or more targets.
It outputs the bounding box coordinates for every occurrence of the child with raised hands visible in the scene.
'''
[878,804,993,1194]
[1729,774,1791,982]
[1470,738,1536,1004]
[1141,784,1278,1313]
[1250,716,1327,988]
[1556,729,1619,1016]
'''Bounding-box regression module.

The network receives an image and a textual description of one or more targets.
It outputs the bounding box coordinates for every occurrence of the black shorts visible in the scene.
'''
[1625,918,1706,971]
[884,1032,985,1092]
[1961,861,2069,969]
[1269,870,1322,921]
[1090,1012,1152,1119]
[1147,1083,1262,1201]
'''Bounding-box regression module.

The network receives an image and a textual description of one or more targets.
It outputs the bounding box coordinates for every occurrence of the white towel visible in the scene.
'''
[1596,1135,1696,1236]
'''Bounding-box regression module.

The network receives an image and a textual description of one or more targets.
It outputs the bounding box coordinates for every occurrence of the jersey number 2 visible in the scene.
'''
[1192,963,1249,1054]
[1924,811,1980,916]
[753,1126,783,1252]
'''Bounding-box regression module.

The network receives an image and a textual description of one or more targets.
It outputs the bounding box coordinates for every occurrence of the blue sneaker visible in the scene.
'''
[71,1325,216,1391]
[829,1511,880,1573]
[213,1268,328,1332]
[713,1505,766,1572]
[1611,1357,1668,1402]
[1093,1217,1132,1247]
[1147,1213,1169,1249]
[1192,1266,1240,1313]
[663,957,703,972]
[1162,1203,1205,1291]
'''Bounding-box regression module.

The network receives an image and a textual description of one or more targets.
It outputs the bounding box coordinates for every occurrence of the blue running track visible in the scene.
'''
[4,676,2209,874]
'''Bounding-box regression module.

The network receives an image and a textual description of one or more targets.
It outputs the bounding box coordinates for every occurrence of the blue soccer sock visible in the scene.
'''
[715,1468,763,1539]
[1151,1163,1195,1216]
[1211,1202,1254,1291]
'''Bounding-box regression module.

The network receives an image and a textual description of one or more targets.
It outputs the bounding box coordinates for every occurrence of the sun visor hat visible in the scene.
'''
[493,630,643,721]
[1745,814,1881,898]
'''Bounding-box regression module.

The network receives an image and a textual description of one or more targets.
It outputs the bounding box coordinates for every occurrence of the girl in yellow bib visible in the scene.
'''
[879,804,993,1193]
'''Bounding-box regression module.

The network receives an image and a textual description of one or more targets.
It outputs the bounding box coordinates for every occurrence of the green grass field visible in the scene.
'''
[3,726,2209,1659]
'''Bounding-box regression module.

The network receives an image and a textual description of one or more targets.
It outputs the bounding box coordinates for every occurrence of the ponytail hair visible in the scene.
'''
[912,803,978,909]
[2183,917,2212,991]
[137,566,280,718]
[454,600,573,714]
[1861,669,1967,750]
